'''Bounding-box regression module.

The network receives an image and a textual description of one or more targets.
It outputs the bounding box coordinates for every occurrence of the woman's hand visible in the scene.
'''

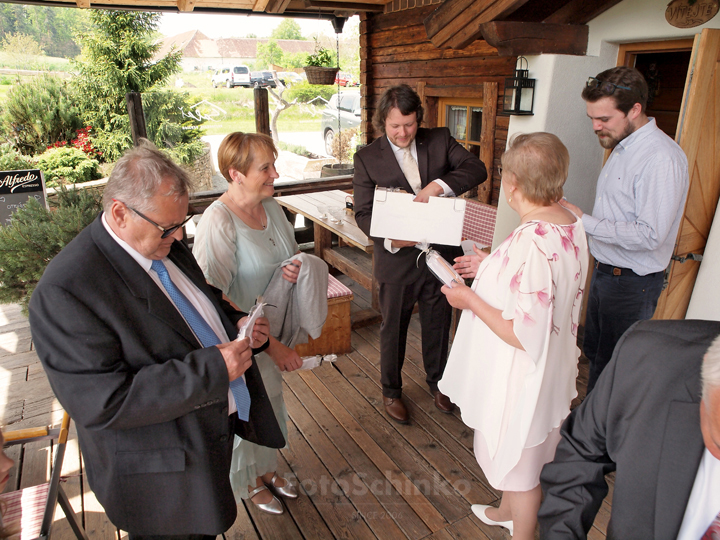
[441,281,476,311]
[282,259,302,284]
[267,337,303,372]
[453,245,488,279]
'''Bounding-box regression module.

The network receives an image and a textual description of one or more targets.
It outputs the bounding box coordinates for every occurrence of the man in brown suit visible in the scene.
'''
[353,84,487,423]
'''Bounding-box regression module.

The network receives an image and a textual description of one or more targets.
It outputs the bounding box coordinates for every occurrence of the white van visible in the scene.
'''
[211,65,251,88]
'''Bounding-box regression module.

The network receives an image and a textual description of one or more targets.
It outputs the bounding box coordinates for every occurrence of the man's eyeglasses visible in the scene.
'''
[114,199,192,238]
[586,77,631,95]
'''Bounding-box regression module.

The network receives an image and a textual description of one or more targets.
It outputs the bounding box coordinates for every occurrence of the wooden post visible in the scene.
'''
[254,87,271,136]
[125,92,147,146]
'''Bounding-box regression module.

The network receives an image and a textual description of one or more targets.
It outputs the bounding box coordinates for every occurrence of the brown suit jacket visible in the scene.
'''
[353,127,487,284]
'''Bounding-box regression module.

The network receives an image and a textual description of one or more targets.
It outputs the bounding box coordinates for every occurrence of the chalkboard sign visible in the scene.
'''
[0,169,47,227]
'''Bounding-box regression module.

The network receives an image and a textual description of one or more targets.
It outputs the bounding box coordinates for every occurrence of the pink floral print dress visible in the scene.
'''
[439,218,589,491]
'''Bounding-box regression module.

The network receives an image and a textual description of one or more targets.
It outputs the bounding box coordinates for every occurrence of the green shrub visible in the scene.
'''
[286,82,336,104]
[1,76,83,155]
[0,75,13,85]
[35,146,101,187]
[277,141,312,157]
[0,187,103,314]
[0,143,34,171]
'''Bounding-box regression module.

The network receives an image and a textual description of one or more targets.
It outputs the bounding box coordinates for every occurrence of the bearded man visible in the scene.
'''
[559,66,689,394]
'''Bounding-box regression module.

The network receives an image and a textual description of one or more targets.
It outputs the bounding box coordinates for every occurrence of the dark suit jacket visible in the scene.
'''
[28,215,284,535]
[353,127,487,285]
[539,319,720,539]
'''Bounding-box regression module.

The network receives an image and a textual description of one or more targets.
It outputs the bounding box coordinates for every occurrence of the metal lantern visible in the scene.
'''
[503,57,535,116]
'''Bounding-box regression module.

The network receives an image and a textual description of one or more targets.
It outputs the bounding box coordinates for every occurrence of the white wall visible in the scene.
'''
[491,0,720,252]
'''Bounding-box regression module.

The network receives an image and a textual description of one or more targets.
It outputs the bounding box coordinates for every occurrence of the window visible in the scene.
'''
[439,98,483,158]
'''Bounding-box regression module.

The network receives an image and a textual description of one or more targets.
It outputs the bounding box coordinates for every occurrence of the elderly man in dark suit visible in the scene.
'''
[353,84,487,424]
[538,319,720,539]
[29,141,284,540]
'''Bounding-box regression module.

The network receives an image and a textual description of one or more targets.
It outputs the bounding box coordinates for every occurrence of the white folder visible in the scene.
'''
[369,188,466,246]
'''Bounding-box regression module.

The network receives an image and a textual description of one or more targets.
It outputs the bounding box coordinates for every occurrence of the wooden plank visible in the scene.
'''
[479,82,498,204]
[254,87,270,136]
[274,452,335,540]
[426,0,532,50]
[223,501,260,540]
[283,376,423,538]
[299,366,460,528]
[177,0,196,10]
[368,3,437,32]
[20,440,51,488]
[334,353,499,505]
[543,0,624,25]
[479,21,588,56]
[324,246,373,291]
[275,416,376,539]
[372,57,517,81]
[450,513,504,539]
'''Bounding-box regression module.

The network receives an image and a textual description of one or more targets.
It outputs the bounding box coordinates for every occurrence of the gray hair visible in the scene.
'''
[702,334,720,401]
[102,140,192,214]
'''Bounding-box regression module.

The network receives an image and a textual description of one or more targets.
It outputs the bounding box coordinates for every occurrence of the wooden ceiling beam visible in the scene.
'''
[177,0,195,11]
[543,0,624,25]
[424,0,531,50]
[252,0,272,12]
[75,0,90,7]
[306,0,383,12]
[480,21,588,56]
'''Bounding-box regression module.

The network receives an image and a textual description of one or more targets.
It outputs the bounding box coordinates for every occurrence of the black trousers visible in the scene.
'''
[584,267,664,394]
[128,535,216,540]
[378,269,453,398]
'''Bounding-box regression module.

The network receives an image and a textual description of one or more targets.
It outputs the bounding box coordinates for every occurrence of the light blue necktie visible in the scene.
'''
[151,259,251,421]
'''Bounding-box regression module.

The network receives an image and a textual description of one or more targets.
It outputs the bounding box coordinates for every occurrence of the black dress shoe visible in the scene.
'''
[383,396,409,424]
[433,390,455,413]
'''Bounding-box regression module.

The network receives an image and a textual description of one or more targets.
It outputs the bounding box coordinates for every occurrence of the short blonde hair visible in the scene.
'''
[501,132,569,205]
[217,132,277,183]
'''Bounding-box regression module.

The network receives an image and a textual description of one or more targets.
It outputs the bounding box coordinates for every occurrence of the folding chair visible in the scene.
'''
[1,412,89,540]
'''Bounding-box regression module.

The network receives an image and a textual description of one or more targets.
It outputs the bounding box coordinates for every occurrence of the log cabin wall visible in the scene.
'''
[359,4,517,205]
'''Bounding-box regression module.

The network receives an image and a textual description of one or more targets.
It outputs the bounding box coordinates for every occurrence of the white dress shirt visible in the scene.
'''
[677,448,720,540]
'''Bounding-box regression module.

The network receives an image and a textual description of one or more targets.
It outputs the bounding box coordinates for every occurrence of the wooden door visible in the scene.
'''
[654,28,720,320]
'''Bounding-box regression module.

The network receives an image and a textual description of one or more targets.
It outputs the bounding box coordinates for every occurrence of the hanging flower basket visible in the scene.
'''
[304,66,339,85]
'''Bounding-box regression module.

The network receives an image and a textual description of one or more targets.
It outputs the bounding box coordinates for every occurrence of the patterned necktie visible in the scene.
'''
[151,259,251,421]
[702,509,720,539]
[401,147,422,195]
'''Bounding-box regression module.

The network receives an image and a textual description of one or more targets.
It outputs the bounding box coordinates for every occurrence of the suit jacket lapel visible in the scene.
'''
[91,216,201,347]
[654,374,704,539]
[415,129,429,186]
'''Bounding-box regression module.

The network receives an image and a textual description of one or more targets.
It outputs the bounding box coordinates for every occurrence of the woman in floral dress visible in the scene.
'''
[440,132,589,540]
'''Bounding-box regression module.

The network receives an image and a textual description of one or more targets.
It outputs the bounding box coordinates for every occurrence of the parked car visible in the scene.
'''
[278,71,303,86]
[211,65,251,88]
[250,71,277,88]
[334,72,358,87]
[320,92,361,155]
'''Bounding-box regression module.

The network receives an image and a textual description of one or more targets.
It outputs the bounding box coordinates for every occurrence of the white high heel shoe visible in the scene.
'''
[471,504,514,536]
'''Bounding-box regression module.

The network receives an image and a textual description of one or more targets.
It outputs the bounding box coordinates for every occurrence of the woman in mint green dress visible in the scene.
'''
[193,132,302,515]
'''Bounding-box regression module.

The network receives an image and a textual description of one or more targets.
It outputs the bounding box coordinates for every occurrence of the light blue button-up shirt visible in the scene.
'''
[582,118,689,275]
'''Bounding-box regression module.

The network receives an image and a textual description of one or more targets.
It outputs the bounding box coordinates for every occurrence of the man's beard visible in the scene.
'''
[596,121,635,149]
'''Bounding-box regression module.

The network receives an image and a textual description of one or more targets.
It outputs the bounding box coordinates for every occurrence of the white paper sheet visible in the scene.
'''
[369,188,466,246]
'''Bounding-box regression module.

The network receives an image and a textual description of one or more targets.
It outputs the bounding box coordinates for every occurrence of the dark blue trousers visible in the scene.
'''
[584,266,664,394]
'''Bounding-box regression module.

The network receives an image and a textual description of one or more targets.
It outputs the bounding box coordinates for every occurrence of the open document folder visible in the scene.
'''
[369,187,466,246]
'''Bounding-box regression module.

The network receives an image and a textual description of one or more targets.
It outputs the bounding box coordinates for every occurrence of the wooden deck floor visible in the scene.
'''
[0,278,613,540]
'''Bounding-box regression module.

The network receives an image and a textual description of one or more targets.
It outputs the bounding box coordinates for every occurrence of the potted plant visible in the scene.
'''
[304,47,339,85]
[321,128,357,177]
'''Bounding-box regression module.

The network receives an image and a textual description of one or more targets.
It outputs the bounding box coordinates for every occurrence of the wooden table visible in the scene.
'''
[276,190,381,325]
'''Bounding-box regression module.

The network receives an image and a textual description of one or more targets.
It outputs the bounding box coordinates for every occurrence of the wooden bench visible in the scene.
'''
[294,274,353,356]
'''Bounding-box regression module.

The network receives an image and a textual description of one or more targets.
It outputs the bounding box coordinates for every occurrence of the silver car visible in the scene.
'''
[320,93,361,155]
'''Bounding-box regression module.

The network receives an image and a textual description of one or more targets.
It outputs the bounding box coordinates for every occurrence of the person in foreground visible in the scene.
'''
[559,66,688,394]
[193,132,301,515]
[440,133,588,540]
[28,141,284,539]
[539,318,720,539]
[353,84,487,424]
